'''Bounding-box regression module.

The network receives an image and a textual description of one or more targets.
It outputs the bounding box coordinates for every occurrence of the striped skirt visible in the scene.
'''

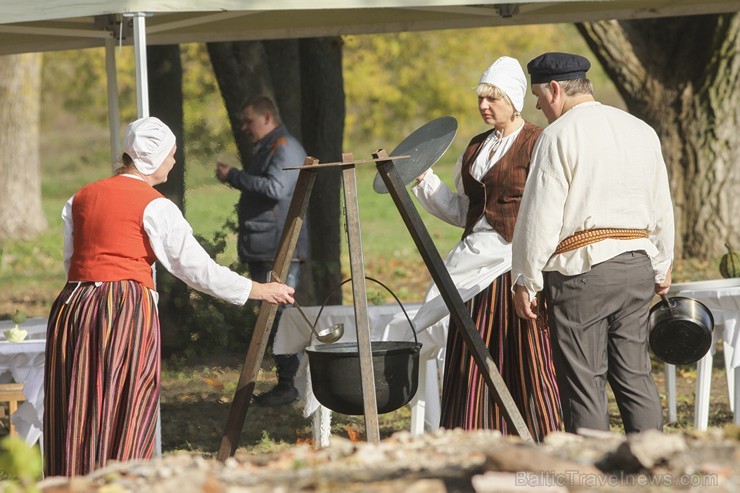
[439,271,562,441]
[44,280,160,477]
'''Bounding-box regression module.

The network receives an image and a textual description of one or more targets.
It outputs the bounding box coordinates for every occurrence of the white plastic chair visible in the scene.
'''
[664,322,738,429]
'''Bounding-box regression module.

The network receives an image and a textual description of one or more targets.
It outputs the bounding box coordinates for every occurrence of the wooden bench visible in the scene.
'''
[0,383,26,437]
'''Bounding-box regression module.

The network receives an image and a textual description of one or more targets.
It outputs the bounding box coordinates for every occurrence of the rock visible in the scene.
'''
[481,441,604,489]
[405,479,447,492]
[543,431,584,448]
[542,430,623,466]
[607,429,687,471]
[34,428,740,492]
[472,472,568,493]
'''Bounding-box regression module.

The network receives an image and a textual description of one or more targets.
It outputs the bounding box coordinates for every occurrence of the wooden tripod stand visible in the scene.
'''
[217,148,532,460]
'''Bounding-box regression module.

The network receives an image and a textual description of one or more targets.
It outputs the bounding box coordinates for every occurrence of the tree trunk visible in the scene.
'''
[207,41,272,168]
[147,44,188,355]
[149,44,186,210]
[264,40,303,142]
[0,53,46,241]
[262,39,320,303]
[577,14,740,258]
[299,37,346,305]
[208,39,345,305]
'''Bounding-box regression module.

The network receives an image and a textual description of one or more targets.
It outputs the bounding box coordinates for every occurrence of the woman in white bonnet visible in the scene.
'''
[412,57,562,439]
[43,117,294,476]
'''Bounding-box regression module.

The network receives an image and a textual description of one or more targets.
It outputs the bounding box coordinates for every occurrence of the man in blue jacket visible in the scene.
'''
[217,95,309,407]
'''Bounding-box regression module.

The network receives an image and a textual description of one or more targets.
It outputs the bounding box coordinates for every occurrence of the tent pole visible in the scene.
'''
[132,12,149,118]
[104,37,121,171]
[132,12,160,458]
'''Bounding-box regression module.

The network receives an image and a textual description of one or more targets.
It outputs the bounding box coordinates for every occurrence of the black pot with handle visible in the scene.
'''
[648,295,714,365]
[305,276,422,415]
[307,340,421,415]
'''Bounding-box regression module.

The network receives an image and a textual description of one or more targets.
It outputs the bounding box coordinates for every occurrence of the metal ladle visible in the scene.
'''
[271,271,344,344]
[294,299,344,344]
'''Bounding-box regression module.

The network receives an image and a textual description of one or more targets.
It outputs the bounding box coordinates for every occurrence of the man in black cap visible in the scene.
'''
[511,52,675,434]
[525,52,592,123]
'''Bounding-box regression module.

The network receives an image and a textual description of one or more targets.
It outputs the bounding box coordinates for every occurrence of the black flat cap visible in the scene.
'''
[527,52,591,84]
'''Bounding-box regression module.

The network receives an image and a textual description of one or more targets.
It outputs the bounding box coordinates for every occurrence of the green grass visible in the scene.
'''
[343,150,461,259]
[181,139,464,266]
[0,108,729,320]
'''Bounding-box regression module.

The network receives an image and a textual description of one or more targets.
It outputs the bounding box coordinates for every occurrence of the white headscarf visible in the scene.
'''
[478,56,527,112]
[123,117,176,175]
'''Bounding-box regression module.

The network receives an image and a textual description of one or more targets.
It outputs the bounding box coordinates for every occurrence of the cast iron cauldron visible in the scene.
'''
[649,295,714,365]
[306,340,422,415]
[305,276,422,415]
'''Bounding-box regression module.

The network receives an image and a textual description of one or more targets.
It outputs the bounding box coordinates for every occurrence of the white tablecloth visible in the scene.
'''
[273,302,448,432]
[0,317,169,454]
[0,317,47,446]
[666,278,740,427]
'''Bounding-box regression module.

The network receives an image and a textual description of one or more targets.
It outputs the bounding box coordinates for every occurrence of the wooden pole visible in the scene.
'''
[341,152,380,443]
[373,149,533,442]
[217,157,319,460]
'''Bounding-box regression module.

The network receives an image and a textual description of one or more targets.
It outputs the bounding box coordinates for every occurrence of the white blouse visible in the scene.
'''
[62,174,251,305]
[410,122,524,330]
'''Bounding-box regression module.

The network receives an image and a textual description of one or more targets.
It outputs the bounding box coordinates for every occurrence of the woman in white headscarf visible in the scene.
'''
[412,57,562,440]
[43,117,295,477]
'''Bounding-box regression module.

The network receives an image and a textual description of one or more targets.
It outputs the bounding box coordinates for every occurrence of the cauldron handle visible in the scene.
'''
[314,276,419,346]
[660,294,675,310]
[365,276,419,346]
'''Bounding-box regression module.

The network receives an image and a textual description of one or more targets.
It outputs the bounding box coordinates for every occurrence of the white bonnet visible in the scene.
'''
[478,56,527,112]
[123,117,176,175]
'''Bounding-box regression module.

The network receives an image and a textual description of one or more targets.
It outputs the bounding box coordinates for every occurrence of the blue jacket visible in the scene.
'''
[226,125,309,263]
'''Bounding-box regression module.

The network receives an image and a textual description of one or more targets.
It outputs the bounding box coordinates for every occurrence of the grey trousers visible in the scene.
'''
[544,251,663,433]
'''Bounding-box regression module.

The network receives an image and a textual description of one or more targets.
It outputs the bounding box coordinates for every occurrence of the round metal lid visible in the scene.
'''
[373,116,458,194]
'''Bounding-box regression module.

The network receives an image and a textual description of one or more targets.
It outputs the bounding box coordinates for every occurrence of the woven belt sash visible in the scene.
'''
[554,228,649,255]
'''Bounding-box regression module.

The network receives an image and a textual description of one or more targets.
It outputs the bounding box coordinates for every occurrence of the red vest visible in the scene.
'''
[67,175,163,289]
[460,122,542,243]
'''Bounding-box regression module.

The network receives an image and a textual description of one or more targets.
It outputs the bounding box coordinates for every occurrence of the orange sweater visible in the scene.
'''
[67,175,163,289]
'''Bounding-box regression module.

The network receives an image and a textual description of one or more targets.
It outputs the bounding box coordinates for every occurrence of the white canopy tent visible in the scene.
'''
[3,0,740,55]
[2,0,739,155]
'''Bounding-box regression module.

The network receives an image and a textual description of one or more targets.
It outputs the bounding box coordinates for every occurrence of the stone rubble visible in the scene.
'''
[29,426,740,492]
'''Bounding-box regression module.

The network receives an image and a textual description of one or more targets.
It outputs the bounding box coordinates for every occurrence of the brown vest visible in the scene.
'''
[461,122,542,242]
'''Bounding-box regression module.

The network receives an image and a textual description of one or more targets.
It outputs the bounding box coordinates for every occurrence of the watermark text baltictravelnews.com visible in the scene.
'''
[515,471,719,488]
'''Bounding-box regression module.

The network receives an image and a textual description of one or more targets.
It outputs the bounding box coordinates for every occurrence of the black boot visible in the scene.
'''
[254,353,300,407]
[253,381,298,407]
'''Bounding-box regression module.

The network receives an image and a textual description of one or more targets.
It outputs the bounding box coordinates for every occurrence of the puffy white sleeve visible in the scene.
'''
[143,198,251,305]
[648,140,675,282]
[62,196,75,278]
[411,154,468,227]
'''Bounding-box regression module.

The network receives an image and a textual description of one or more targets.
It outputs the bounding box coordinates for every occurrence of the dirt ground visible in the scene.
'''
[156,343,735,456]
[3,340,731,453]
